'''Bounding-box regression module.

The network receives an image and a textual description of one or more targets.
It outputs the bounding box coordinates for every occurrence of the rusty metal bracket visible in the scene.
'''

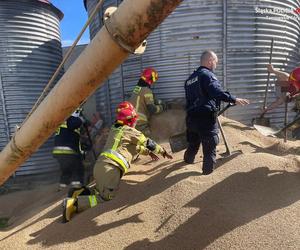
[104,17,136,54]
[104,6,146,55]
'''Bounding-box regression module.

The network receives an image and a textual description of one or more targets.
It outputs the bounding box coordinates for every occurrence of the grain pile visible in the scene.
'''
[0,116,299,250]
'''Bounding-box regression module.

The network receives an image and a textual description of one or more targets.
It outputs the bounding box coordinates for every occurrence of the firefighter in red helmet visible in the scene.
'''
[289,68,300,138]
[117,100,135,113]
[261,64,300,116]
[62,102,172,222]
[289,67,300,91]
[129,68,167,136]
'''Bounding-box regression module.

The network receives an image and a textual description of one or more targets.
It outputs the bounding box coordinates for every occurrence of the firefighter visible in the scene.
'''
[129,68,167,136]
[261,64,300,115]
[288,67,300,97]
[53,108,85,190]
[62,101,172,222]
[289,68,300,139]
[291,94,300,139]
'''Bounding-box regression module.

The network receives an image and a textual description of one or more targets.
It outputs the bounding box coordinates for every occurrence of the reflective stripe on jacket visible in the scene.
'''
[101,149,130,174]
[53,115,82,155]
[56,121,80,136]
[52,146,77,155]
[100,124,163,175]
[129,86,163,125]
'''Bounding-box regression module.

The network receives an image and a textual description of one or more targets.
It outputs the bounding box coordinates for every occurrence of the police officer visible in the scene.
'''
[184,50,249,175]
[129,68,167,136]
[53,108,84,189]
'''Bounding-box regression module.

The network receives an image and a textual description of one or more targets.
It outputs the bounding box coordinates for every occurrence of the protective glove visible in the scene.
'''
[149,152,159,161]
[80,141,92,151]
[162,148,173,159]
[286,93,293,103]
[82,118,91,127]
[155,99,162,105]
[156,99,167,111]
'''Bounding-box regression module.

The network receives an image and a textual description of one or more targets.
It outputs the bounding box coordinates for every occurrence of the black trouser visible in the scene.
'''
[184,130,219,172]
[54,154,84,185]
[184,112,219,172]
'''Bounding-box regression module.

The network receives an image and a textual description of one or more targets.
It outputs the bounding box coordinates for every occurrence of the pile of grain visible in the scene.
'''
[0,116,299,249]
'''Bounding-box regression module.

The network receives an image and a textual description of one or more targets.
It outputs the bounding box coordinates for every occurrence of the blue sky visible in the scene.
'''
[51,0,90,47]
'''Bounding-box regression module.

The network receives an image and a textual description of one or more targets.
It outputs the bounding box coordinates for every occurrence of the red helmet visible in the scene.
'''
[116,107,138,127]
[117,101,134,113]
[289,67,300,89]
[141,68,158,85]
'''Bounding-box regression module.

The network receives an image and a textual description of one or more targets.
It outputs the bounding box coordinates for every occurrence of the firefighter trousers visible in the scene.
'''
[93,158,122,201]
[54,154,84,185]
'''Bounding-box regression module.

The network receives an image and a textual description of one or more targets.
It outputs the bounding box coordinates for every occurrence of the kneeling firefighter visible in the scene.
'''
[62,101,172,222]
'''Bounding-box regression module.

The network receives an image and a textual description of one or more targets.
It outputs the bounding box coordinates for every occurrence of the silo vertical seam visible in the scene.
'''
[106,79,113,124]
[223,0,228,91]
[120,63,125,101]
[0,74,10,143]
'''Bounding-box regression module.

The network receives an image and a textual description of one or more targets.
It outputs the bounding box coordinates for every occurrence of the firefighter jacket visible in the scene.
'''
[53,115,83,156]
[295,95,300,111]
[129,79,164,126]
[100,124,165,175]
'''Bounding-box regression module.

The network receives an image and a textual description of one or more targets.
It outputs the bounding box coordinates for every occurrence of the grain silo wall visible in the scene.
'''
[0,0,63,185]
[85,0,300,126]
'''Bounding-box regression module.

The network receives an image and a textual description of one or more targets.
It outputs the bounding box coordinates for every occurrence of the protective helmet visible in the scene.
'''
[116,107,138,127]
[72,107,83,118]
[117,101,135,113]
[289,67,300,89]
[141,68,158,85]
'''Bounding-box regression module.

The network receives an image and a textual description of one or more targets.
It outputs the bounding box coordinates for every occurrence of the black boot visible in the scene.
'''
[202,168,213,175]
[184,150,195,164]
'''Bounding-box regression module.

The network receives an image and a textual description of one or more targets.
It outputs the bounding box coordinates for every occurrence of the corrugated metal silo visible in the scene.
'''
[0,0,63,185]
[225,0,300,124]
[85,0,300,127]
[85,0,124,124]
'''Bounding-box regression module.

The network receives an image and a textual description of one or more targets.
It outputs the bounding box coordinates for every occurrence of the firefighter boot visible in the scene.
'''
[62,197,78,223]
[62,192,96,223]
[76,195,98,212]
[68,186,91,198]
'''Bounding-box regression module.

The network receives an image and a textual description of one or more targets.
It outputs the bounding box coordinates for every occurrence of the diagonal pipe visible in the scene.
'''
[0,0,183,185]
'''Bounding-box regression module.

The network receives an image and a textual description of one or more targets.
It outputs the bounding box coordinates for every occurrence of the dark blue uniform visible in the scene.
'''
[184,66,236,174]
[53,115,84,186]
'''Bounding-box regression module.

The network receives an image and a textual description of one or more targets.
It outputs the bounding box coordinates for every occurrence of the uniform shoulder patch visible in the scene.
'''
[133,86,142,94]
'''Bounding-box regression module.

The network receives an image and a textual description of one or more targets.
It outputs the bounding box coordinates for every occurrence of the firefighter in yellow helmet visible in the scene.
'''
[62,101,172,222]
[129,68,167,136]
